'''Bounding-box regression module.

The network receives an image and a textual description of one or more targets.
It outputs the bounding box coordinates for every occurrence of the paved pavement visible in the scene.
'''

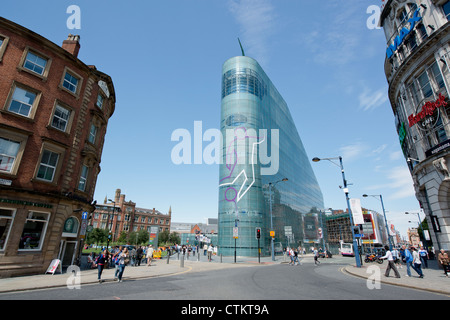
[0,253,448,296]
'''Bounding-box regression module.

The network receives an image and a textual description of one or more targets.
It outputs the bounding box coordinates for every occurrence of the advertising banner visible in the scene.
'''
[350,198,365,225]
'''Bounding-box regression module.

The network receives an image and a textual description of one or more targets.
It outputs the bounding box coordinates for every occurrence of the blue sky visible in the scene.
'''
[2,0,422,237]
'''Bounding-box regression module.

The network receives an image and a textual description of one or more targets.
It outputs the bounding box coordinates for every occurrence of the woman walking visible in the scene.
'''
[95,249,110,283]
[117,247,129,283]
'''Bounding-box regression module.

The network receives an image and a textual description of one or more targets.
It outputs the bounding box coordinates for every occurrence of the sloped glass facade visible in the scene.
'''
[218,56,324,257]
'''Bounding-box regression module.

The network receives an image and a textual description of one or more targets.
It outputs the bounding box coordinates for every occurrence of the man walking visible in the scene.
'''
[147,245,154,266]
[380,245,401,278]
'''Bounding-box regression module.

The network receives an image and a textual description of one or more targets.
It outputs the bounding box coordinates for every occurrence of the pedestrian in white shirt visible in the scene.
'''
[380,246,401,278]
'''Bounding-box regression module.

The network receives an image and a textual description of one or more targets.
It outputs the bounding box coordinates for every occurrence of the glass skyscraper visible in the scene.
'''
[218,56,324,257]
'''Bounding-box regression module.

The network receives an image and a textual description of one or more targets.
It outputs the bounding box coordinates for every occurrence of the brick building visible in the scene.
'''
[0,17,115,277]
[91,189,172,243]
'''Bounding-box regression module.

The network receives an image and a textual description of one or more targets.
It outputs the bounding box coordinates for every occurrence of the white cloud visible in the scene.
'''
[339,142,368,161]
[366,166,415,200]
[228,0,276,66]
[358,86,389,111]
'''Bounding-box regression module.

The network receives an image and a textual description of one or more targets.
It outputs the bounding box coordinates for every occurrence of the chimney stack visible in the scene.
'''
[62,34,81,58]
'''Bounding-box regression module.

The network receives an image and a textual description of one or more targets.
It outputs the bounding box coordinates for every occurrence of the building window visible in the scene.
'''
[429,62,446,91]
[417,71,433,99]
[0,208,15,250]
[88,124,97,144]
[63,71,79,93]
[0,34,9,62]
[51,104,72,132]
[23,51,48,76]
[37,149,59,182]
[443,1,450,21]
[78,165,88,191]
[7,86,37,118]
[0,137,20,173]
[96,94,104,109]
[18,211,49,251]
[59,67,83,98]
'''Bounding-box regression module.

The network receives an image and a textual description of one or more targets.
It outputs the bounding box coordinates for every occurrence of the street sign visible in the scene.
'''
[284,226,292,236]
[82,211,88,220]
[233,227,239,239]
[80,219,88,236]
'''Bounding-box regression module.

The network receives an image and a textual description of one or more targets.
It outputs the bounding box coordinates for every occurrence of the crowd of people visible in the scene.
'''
[379,245,450,279]
[86,245,156,283]
[85,243,219,283]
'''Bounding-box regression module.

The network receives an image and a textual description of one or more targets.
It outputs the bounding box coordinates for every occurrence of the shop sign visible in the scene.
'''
[425,138,450,158]
[0,198,53,208]
[408,93,447,128]
[386,8,422,59]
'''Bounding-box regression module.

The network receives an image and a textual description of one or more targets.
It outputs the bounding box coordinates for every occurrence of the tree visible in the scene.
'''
[87,228,108,246]
[169,232,180,244]
[117,231,128,244]
[128,229,149,245]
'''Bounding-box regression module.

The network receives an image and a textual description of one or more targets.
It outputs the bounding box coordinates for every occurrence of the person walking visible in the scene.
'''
[94,249,110,283]
[292,248,300,266]
[380,245,401,278]
[117,247,129,283]
[113,246,123,281]
[438,249,450,277]
[136,246,143,266]
[314,248,320,266]
[207,244,213,262]
[411,247,424,278]
[392,247,402,269]
[288,247,294,265]
[418,246,429,269]
[401,245,413,277]
[147,245,154,266]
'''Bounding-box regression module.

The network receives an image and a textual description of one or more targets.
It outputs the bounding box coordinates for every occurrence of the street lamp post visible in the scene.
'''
[269,178,288,261]
[106,199,117,252]
[312,156,361,268]
[363,194,393,251]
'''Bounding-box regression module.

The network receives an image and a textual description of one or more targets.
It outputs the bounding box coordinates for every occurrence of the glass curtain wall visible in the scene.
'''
[218,56,324,256]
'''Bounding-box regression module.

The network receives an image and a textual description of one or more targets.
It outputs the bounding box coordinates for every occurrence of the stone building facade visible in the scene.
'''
[0,17,115,277]
[380,0,450,250]
[91,189,171,243]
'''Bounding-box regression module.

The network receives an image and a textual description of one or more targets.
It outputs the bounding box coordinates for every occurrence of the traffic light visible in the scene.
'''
[352,225,361,235]
[256,228,261,239]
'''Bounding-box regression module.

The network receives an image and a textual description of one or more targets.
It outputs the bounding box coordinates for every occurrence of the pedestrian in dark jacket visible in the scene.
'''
[94,249,110,283]
[136,246,143,266]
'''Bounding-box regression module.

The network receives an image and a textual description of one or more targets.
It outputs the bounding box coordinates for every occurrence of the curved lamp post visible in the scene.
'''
[312,156,361,268]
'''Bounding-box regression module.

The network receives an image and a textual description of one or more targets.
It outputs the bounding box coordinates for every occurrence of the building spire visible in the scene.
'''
[238,37,245,56]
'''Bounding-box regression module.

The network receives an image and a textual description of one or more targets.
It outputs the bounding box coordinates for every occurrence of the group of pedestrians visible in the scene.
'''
[381,245,450,279]
[88,244,155,283]
[285,246,302,266]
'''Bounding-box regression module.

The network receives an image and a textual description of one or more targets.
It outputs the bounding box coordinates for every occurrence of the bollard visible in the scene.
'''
[180,254,184,268]
[220,254,222,263]
[197,251,200,262]
[177,252,180,260]
[167,252,170,264]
